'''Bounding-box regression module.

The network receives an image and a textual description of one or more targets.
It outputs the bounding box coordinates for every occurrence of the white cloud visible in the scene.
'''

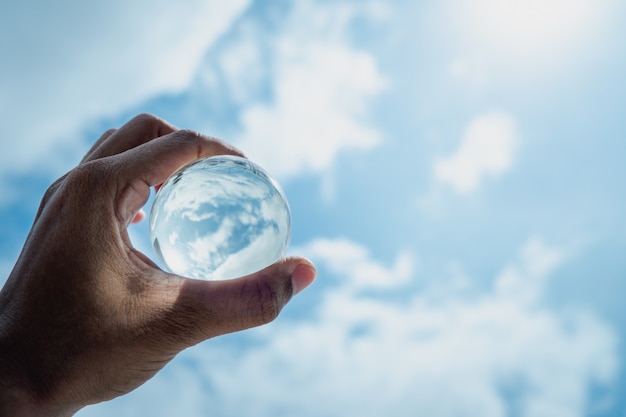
[293,237,415,290]
[0,0,250,187]
[495,237,566,304]
[211,0,390,181]
[203,221,283,281]
[209,237,618,416]
[79,236,619,417]
[435,112,518,194]
[236,42,387,180]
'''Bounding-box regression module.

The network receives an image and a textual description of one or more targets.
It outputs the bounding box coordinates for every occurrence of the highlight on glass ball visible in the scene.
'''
[149,155,291,281]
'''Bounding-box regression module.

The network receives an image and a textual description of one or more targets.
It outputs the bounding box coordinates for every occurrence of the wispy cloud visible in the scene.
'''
[0,0,250,189]
[435,112,519,195]
[294,237,415,290]
[494,237,566,304]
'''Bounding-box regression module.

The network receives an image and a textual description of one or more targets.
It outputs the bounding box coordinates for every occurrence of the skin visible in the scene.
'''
[0,114,316,416]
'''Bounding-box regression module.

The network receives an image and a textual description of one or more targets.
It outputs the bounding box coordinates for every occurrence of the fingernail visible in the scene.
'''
[291,262,317,296]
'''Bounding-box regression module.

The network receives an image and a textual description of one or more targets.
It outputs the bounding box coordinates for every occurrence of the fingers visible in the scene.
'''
[112,129,244,224]
[124,129,244,184]
[159,257,316,346]
[81,114,177,163]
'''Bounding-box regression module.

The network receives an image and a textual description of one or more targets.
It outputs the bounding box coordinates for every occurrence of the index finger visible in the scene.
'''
[82,114,177,163]
[113,129,245,223]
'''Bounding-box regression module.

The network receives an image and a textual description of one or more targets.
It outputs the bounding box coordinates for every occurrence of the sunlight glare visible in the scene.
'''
[459,0,605,59]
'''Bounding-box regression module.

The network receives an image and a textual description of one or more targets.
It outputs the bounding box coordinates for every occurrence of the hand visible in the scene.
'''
[0,114,316,416]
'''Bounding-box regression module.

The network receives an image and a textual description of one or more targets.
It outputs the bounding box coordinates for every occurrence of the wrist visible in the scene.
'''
[0,307,75,417]
[0,390,73,417]
[0,386,40,417]
[0,337,40,416]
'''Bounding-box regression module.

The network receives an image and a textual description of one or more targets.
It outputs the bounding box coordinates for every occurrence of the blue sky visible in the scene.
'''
[1,0,625,416]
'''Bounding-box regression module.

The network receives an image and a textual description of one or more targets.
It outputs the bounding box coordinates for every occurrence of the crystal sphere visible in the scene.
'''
[149,155,291,280]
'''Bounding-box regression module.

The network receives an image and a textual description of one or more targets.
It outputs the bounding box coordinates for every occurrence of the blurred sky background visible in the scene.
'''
[1,0,625,416]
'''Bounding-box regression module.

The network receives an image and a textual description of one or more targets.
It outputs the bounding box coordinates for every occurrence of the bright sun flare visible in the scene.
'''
[459,0,606,59]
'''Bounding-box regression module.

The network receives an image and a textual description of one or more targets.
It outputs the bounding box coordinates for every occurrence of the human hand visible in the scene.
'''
[0,114,316,416]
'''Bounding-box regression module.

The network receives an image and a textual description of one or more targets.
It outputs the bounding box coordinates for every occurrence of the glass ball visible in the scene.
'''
[149,155,291,281]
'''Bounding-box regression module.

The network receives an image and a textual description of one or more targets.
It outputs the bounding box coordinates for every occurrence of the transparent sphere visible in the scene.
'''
[149,155,291,280]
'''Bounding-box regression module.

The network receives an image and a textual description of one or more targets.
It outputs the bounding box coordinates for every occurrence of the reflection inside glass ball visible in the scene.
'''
[149,155,291,281]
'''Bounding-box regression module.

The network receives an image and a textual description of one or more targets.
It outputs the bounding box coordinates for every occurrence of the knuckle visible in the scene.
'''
[61,160,114,208]
[160,310,204,347]
[35,174,68,219]
[65,159,109,188]
[131,113,171,136]
[171,129,204,157]
[101,127,117,138]
[249,277,289,325]
[150,301,213,350]
[169,129,241,159]
[172,128,202,141]
[34,161,113,222]
[131,112,161,125]
[41,175,66,202]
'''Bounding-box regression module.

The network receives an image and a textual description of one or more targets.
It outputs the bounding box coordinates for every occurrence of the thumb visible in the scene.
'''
[157,257,316,347]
